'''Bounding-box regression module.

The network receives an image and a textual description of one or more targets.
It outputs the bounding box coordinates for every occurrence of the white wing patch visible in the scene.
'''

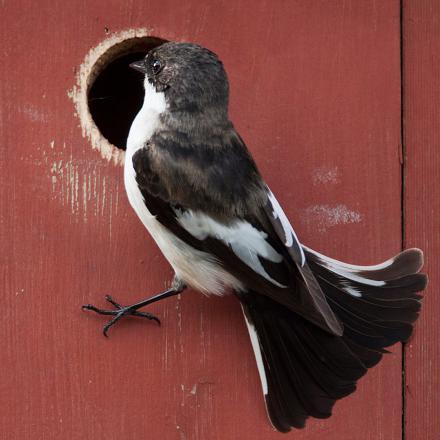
[267,190,306,267]
[176,210,286,288]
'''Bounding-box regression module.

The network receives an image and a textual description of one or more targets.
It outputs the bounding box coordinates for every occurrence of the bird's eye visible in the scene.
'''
[151,59,162,74]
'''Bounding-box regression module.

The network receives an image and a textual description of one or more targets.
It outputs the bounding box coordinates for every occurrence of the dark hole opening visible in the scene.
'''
[88,37,167,150]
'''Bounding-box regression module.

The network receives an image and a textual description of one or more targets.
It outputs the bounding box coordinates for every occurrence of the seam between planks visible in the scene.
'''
[400,1,407,440]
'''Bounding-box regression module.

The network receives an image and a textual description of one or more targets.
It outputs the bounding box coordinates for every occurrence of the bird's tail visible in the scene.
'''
[238,247,427,432]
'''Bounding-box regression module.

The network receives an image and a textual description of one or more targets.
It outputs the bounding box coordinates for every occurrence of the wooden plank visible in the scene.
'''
[404,2,440,439]
[1,1,403,438]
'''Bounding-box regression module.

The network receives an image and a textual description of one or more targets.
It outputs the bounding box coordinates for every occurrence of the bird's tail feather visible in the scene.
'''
[238,247,427,432]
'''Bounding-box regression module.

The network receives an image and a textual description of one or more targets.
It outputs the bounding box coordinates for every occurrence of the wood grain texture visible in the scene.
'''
[404,1,440,439]
[1,1,404,439]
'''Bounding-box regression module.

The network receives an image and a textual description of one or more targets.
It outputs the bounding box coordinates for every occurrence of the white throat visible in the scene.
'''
[123,75,167,225]
[126,78,167,156]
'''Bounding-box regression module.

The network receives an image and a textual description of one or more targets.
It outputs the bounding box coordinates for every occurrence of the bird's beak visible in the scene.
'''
[129,60,148,74]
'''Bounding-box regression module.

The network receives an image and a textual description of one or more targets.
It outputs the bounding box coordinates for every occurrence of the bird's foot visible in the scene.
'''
[82,295,161,337]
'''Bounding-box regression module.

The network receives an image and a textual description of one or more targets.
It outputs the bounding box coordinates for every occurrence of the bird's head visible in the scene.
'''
[130,42,229,115]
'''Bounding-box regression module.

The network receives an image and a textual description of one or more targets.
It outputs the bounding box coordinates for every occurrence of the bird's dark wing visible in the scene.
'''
[132,128,341,335]
[260,190,343,335]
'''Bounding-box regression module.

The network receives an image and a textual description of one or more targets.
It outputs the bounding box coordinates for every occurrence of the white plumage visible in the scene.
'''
[241,306,268,396]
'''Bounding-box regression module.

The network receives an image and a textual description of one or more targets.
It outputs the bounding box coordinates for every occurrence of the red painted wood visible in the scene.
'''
[404,2,440,439]
[1,1,404,439]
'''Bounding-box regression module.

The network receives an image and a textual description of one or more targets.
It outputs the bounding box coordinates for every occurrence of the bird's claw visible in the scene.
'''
[104,294,122,309]
[82,295,161,337]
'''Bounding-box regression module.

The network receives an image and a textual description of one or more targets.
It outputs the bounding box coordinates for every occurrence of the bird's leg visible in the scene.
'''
[82,277,186,337]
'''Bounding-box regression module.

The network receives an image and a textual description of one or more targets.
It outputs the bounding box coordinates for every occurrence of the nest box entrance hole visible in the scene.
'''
[87,36,167,151]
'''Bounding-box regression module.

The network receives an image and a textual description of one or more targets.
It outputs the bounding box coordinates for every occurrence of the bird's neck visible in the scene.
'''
[160,105,231,136]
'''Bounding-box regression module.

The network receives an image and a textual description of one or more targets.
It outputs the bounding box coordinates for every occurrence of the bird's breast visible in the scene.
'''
[124,97,243,295]
[124,155,242,294]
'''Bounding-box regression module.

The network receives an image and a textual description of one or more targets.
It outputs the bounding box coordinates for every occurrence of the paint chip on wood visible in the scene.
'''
[302,204,362,232]
[312,165,340,185]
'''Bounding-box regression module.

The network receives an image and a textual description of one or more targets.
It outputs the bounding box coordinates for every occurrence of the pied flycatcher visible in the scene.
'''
[83,42,427,432]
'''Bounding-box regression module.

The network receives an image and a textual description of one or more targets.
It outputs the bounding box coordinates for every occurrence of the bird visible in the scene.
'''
[82,42,427,432]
